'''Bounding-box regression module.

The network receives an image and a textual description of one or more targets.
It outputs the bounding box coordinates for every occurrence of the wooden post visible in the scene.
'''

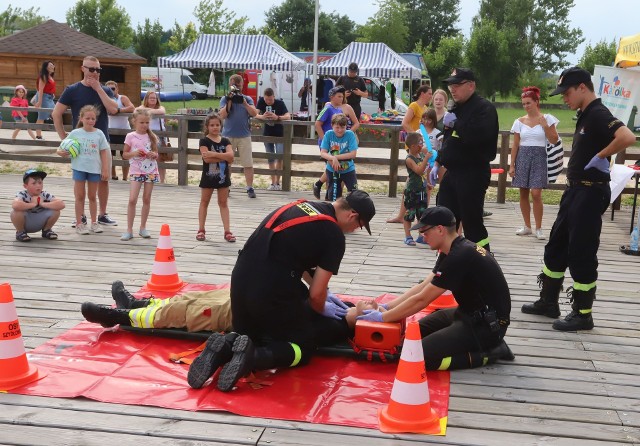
[281,122,294,192]
[388,127,400,198]
[496,132,510,204]
[177,116,189,186]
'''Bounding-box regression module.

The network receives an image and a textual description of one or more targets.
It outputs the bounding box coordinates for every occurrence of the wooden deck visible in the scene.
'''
[1,173,639,446]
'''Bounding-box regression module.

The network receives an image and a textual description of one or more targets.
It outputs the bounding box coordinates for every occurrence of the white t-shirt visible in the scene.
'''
[510,114,559,147]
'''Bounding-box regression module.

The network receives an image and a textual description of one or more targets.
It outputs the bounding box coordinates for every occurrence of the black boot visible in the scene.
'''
[553,287,595,331]
[217,335,255,392]
[81,302,131,328]
[112,280,151,309]
[521,273,563,318]
[187,332,239,389]
[485,340,515,364]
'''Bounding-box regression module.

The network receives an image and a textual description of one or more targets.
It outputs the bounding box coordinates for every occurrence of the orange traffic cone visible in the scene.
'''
[426,290,458,313]
[146,224,184,292]
[379,321,441,434]
[0,283,45,390]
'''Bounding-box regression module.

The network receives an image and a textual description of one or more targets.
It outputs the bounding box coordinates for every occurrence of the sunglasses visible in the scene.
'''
[418,225,437,234]
[83,66,102,73]
[109,87,117,91]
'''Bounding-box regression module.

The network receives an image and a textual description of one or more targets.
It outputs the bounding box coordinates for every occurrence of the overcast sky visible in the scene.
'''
[11,0,637,70]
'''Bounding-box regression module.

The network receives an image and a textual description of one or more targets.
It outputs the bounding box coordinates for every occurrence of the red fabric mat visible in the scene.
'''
[11,285,450,433]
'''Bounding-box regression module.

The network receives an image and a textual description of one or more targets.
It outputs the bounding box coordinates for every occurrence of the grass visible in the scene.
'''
[497,108,578,134]
[163,98,221,115]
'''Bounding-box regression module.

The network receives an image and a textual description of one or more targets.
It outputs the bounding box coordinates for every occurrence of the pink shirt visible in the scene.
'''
[124,131,159,176]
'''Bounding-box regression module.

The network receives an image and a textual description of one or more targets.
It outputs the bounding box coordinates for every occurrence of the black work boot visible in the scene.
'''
[187,332,239,389]
[217,335,255,392]
[521,273,563,318]
[485,340,515,364]
[81,302,131,328]
[553,287,595,331]
[112,280,151,309]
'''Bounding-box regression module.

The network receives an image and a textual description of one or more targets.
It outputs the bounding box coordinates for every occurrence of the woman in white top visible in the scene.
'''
[136,91,169,182]
[509,86,559,240]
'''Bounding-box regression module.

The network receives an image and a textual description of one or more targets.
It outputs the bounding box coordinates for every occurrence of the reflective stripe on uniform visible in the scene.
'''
[129,304,162,328]
[476,237,490,248]
[289,342,302,367]
[573,281,596,292]
[543,265,565,279]
[437,356,452,370]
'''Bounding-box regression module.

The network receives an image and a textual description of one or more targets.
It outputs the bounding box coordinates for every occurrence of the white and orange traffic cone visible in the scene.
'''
[378,321,441,434]
[0,283,45,390]
[146,224,184,292]
[426,290,458,313]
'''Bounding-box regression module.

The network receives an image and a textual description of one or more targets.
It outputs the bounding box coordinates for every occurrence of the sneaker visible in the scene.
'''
[71,215,87,228]
[483,210,493,217]
[246,187,256,198]
[120,232,133,241]
[535,228,546,240]
[515,226,532,236]
[275,184,282,191]
[266,184,277,191]
[90,222,103,233]
[139,228,151,238]
[415,235,430,247]
[76,223,90,235]
[312,181,321,199]
[98,214,118,226]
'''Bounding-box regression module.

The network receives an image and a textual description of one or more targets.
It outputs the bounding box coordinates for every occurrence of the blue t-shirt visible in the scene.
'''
[220,95,254,138]
[65,128,110,174]
[316,104,344,135]
[58,82,115,141]
[320,130,358,174]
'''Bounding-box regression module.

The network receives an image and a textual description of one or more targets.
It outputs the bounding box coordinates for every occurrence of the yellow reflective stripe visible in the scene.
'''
[129,306,159,328]
[542,265,565,279]
[143,305,160,328]
[148,298,162,306]
[437,357,452,370]
[289,343,302,367]
[579,308,592,314]
[482,356,489,366]
[476,237,490,247]
[573,281,596,291]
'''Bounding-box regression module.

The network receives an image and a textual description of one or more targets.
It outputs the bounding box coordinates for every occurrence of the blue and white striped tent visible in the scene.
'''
[158,34,305,71]
[317,42,421,79]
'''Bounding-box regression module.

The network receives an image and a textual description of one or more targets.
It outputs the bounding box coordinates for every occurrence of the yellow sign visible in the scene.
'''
[615,33,640,68]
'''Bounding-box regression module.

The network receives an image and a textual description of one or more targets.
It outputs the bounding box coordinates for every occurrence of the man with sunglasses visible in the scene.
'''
[52,56,118,226]
[358,206,514,371]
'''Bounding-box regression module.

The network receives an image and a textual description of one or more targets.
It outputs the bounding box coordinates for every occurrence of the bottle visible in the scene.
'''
[631,227,639,252]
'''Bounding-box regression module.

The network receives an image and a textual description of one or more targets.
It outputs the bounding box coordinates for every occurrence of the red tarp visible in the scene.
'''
[10,284,450,433]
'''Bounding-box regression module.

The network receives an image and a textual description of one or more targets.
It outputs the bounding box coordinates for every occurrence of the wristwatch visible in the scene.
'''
[117,107,121,113]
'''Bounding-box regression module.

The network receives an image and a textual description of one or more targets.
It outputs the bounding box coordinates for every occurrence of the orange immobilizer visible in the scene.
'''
[378,321,441,434]
[146,224,184,292]
[426,290,458,313]
[0,282,45,390]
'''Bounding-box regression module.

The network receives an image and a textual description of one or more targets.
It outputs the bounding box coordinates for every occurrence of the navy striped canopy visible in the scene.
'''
[317,42,421,79]
[158,34,305,71]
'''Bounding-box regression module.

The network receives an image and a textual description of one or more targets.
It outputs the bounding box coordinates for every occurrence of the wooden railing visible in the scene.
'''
[1,106,639,201]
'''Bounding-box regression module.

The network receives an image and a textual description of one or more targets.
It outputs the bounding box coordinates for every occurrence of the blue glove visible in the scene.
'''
[429,165,440,186]
[379,303,389,310]
[357,309,384,323]
[321,301,348,320]
[443,112,457,128]
[584,155,609,173]
[326,291,349,310]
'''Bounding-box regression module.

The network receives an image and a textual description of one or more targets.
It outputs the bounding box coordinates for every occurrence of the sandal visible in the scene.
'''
[224,231,236,243]
[16,231,31,242]
[42,229,58,240]
[196,229,206,241]
[404,236,416,246]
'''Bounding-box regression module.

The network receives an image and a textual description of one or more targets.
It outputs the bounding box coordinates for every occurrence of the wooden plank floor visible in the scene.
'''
[1,173,639,446]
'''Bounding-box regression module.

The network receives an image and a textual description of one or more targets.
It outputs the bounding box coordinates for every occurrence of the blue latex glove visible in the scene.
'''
[584,155,609,173]
[322,301,348,320]
[357,309,384,323]
[326,290,349,310]
[429,165,440,186]
[379,303,389,310]
[443,112,457,128]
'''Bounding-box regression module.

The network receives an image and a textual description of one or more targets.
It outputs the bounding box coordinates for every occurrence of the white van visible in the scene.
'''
[141,67,209,100]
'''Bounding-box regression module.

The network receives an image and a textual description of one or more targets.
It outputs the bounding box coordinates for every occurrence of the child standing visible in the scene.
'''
[197,113,235,242]
[403,132,430,246]
[120,109,159,241]
[10,85,36,140]
[57,105,110,235]
[320,113,359,201]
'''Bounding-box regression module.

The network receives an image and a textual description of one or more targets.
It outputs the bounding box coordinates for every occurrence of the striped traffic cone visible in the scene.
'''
[0,283,45,390]
[378,321,441,434]
[426,290,458,313]
[146,224,184,292]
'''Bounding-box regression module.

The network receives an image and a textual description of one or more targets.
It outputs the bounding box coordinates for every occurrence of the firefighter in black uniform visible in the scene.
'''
[188,190,376,391]
[431,68,499,251]
[358,206,514,370]
[521,67,636,331]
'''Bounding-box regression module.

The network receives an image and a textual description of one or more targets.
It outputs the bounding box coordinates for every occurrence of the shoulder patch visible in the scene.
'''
[608,119,622,128]
[475,245,487,257]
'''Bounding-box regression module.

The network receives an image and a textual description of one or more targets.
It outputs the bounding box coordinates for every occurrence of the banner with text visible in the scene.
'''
[594,65,640,128]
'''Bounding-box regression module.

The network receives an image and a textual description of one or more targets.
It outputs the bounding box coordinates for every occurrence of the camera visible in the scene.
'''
[227,85,244,104]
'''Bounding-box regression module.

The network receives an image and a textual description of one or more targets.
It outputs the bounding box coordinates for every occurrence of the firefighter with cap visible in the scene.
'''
[358,206,514,371]
[521,67,636,331]
[336,62,367,122]
[430,67,499,251]
[187,190,376,391]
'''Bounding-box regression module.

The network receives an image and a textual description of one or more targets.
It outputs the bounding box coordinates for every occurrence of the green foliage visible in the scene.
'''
[516,70,554,101]
[422,36,465,86]
[65,0,133,49]
[358,0,408,52]
[167,21,198,54]
[398,0,460,52]
[193,0,248,34]
[133,19,164,66]
[0,5,47,37]
[579,39,617,74]
[466,20,510,98]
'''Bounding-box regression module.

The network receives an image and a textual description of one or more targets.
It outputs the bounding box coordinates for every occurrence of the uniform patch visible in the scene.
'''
[297,202,320,216]
[608,119,622,128]
[475,245,487,256]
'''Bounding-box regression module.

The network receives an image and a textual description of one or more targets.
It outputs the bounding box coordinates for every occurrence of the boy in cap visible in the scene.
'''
[521,67,636,331]
[11,169,66,242]
[358,205,514,370]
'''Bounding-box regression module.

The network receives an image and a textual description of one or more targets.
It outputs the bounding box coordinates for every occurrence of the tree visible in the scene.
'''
[193,0,248,34]
[66,0,133,49]
[358,0,408,53]
[0,5,47,37]
[465,20,510,98]
[167,21,198,54]
[422,35,465,87]
[397,0,460,52]
[133,19,165,66]
[579,39,617,74]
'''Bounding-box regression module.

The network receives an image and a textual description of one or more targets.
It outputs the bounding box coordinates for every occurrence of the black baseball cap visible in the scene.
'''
[328,86,346,97]
[550,67,592,96]
[348,62,359,72]
[23,168,47,183]
[345,190,375,235]
[443,67,476,85]
[411,206,456,231]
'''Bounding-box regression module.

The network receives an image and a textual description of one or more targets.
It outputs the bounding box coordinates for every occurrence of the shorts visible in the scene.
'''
[129,173,159,183]
[403,189,428,222]
[13,116,26,122]
[228,136,253,167]
[22,208,55,233]
[110,134,126,157]
[37,93,55,121]
[264,142,283,164]
[72,169,101,182]
[325,169,357,200]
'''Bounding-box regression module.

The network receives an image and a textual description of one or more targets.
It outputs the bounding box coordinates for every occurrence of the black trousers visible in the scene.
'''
[544,183,610,284]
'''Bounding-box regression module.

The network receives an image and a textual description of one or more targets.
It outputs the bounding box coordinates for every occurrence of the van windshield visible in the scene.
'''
[180,75,194,85]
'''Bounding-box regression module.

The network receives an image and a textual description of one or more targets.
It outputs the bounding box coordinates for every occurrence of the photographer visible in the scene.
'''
[219,74,258,198]
[336,62,367,122]
[357,206,514,371]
